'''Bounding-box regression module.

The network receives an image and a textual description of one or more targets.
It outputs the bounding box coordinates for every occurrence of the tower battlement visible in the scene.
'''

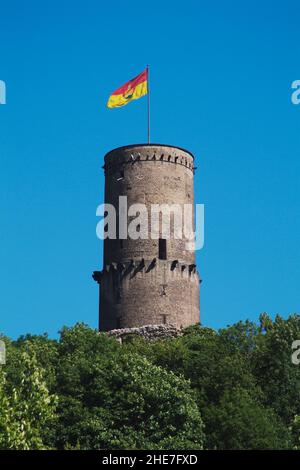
[103,144,196,174]
[93,258,200,282]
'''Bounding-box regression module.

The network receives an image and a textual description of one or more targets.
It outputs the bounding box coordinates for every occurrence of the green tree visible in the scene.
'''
[204,388,290,449]
[0,350,57,450]
[0,370,12,449]
[2,316,299,450]
[251,314,300,425]
[54,324,204,450]
[290,415,300,449]
[127,323,292,449]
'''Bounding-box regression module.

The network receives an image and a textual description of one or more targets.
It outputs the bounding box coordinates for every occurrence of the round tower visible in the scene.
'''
[93,144,201,330]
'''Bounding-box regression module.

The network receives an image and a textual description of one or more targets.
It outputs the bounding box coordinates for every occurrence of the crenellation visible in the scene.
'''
[95,259,199,282]
[103,147,195,175]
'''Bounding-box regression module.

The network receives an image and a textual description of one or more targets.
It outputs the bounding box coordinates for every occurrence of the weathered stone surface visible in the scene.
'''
[94,144,201,331]
[107,323,183,342]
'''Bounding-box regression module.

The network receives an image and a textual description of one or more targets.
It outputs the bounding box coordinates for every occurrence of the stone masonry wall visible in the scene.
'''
[107,324,183,343]
[94,144,201,331]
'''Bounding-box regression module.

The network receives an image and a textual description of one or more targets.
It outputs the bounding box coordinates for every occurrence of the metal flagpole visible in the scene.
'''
[147,65,150,143]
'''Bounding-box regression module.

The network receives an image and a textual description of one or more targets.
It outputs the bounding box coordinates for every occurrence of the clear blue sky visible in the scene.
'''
[0,0,299,338]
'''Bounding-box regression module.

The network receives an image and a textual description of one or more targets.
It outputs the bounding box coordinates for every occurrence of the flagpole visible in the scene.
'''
[147,65,150,143]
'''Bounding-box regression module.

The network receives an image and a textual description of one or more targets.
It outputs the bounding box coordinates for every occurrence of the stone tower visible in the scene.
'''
[93,144,200,331]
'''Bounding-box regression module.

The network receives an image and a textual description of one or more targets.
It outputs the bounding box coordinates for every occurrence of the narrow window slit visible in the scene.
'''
[159,239,167,260]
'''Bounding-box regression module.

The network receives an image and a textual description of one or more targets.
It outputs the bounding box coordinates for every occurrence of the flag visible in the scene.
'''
[107,69,148,108]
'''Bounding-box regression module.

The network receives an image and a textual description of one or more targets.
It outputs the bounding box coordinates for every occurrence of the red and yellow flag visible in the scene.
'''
[107,69,148,108]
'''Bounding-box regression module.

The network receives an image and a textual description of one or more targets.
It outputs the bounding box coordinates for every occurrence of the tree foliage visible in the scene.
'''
[1,314,300,449]
[0,349,57,449]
